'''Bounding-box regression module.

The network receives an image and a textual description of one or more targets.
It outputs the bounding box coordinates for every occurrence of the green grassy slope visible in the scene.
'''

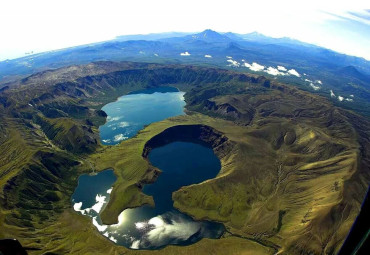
[0,61,368,255]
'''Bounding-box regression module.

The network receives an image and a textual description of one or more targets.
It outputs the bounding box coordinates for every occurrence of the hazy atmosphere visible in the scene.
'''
[1,0,370,60]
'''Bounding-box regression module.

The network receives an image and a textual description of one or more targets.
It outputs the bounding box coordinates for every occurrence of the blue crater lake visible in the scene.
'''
[71,87,225,249]
[99,86,185,145]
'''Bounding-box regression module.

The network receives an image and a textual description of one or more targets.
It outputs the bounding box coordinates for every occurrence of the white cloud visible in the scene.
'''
[309,83,320,90]
[131,240,140,249]
[350,94,354,97]
[114,134,128,142]
[154,53,159,57]
[92,217,108,232]
[227,59,240,67]
[180,51,190,56]
[106,188,113,194]
[226,56,232,59]
[109,236,117,243]
[144,215,201,248]
[118,121,129,128]
[245,62,265,72]
[316,80,322,84]
[287,69,301,77]
[102,139,111,143]
[277,65,287,71]
[338,96,344,101]
[107,116,121,122]
[92,194,107,213]
[305,78,312,82]
[135,222,147,229]
[330,90,336,98]
[265,66,285,76]
[204,54,212,58]
[73,202,84,212]
[345,98,354,102]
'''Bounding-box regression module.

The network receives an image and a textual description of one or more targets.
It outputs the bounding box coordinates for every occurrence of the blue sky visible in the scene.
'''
[0,0,369,61]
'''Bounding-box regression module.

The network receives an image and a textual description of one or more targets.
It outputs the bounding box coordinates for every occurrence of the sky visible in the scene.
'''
[0,0,369,61]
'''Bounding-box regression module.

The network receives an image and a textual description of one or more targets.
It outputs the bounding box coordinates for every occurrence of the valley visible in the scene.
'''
[0,61,369,254]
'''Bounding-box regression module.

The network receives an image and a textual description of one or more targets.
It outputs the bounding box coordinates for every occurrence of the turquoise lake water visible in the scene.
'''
[99,87,185,145]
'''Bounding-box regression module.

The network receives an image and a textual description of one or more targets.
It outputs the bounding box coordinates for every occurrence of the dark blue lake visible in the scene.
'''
[72,87,225,249]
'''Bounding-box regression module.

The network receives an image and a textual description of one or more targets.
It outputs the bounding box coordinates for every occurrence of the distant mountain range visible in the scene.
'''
[1,29,370,116]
